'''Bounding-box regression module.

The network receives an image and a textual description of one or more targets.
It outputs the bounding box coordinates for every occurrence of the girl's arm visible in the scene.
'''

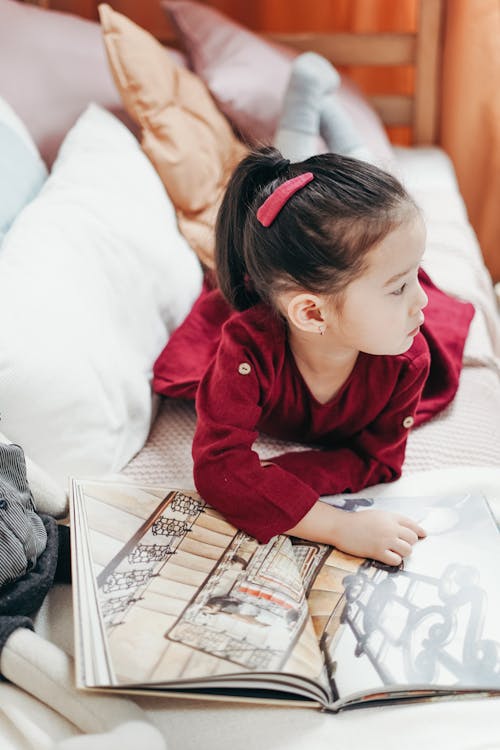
[193,343,321,543]
[286,500,426,566]
[193,331,427,558]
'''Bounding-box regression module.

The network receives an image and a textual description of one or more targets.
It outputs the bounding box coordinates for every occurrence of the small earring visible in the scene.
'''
[319,325,325,336]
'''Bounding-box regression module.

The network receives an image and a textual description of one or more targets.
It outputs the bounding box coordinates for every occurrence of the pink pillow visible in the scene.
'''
[0,0,186,166]
[162,0,394,165]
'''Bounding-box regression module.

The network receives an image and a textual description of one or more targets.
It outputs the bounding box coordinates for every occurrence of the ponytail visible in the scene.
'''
[215,147,290,310]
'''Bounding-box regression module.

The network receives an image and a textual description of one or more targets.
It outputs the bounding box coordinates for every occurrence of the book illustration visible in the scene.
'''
[167,534,330,671]
[71,481,500,710]
[77,484,329,689]
[339,559,500,687]
[329,492,500,701]
[96,490,207,628]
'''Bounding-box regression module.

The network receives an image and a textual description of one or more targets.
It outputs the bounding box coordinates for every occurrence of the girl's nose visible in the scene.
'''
[419,284,429,310]
[412,282,428,314]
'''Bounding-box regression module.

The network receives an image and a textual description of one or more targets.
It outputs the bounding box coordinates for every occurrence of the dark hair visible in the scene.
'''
[215,146,418,311]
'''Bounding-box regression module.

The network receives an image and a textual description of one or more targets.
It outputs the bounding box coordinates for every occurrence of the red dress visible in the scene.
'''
[154,270,474,543]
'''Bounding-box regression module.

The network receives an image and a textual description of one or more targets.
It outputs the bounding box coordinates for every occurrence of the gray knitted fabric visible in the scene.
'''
[0,513,58,618]
[0,443,47,587]
[0,443,66,665]
[0,513,60,674]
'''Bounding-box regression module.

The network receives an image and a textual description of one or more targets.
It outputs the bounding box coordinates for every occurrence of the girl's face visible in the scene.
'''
[324,212,428,356]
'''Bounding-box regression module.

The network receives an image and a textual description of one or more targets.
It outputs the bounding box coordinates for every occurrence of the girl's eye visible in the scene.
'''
[391,283,407,296]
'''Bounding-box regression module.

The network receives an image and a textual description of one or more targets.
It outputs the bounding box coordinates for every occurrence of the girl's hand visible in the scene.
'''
[331,509,426,565]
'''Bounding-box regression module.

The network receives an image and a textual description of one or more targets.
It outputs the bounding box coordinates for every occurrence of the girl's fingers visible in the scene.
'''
[399,516,427,538]
[398,526,418,545]
[390,539,412,558]
[382,549,402,566]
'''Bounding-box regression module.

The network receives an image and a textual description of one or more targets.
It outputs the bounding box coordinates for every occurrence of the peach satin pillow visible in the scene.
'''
[99,3,247,269]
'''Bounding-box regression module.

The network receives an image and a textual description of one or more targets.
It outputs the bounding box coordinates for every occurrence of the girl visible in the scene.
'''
[154,57,474,566]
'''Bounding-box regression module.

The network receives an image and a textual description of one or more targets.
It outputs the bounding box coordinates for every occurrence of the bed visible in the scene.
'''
[1,0,500,748]
[123,0,500,486]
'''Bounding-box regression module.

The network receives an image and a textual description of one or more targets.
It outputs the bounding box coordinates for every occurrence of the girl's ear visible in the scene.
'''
[286,293,325,334]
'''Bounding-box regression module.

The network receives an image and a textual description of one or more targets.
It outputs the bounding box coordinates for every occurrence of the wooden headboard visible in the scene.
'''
[24,0,444,146]
[266,0,444,146]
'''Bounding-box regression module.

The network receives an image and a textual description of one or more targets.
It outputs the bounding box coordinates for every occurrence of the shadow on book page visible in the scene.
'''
[319,493,500,700]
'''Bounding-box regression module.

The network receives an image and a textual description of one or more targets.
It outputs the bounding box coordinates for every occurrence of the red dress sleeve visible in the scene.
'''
[192,337,319,544]
[269,351,429,496]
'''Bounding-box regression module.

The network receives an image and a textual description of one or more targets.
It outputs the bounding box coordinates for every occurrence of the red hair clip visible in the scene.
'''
[256,172,314,227]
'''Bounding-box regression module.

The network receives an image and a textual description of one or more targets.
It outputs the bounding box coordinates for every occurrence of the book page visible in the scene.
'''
[309,493,500,704]
[70,480,331,703]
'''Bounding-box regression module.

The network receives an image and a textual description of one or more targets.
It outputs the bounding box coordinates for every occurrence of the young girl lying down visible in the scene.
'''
[154,54,474,566]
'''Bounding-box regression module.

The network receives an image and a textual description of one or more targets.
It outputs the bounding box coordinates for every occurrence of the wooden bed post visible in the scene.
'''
[413,0,445,145]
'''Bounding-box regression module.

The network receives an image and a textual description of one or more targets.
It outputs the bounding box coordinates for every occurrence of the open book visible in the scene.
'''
[69,478,500,711]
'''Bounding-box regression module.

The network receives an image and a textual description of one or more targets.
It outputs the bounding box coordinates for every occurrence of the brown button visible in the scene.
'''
[402,416,415,429]
[238,362,251,375]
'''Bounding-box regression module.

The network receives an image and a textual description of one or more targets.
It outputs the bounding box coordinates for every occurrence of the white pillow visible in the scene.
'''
[0,95,47,243]
[0,104,202,487]
[0,95,42,155]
